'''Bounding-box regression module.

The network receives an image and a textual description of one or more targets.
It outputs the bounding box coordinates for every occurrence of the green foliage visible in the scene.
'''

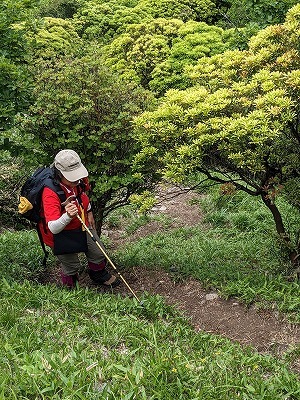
[0,231,53,282]
[0,154,28,228]
[17,16,83,59]
[223,0,300,29]
[104,19,236,94]
[132,5,300,259]
[15,51,156,229]
[150,22,236,94]
[104,18,183,84]
[139,0,218,23]
[72,0,221,43]
[0,0,38,61]
[130,190,157,214]
[37,0,83,19]
[0,1,36,132]
[72,0,151,42]
[0,57,32,133]
[49,0,300,47]
[0,279,299,398]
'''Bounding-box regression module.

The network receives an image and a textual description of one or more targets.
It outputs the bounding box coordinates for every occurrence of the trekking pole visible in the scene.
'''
[61,197,141,302]
[77,213,141,302]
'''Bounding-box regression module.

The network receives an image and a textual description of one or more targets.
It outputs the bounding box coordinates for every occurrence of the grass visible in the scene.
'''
[0,230,56,283]
[0,181,300,398]
[0,279,299,399]
[114,188,300,323]
[105,207,175,236]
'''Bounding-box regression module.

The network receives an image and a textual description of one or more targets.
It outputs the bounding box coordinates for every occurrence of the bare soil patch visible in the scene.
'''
[106,186,204,247]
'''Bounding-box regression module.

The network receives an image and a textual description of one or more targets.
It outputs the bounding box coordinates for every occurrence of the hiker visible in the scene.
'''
[39,149,120,288]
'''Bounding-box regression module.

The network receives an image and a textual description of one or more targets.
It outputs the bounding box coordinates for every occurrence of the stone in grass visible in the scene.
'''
[205,293,219,301]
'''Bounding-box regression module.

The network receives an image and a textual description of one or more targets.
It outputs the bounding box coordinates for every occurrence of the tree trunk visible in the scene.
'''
[261,193,298,265]
[92,199,105,235]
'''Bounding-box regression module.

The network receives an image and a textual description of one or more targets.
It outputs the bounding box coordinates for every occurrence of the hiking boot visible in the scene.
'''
[61,272,78,289]
[88,268,120,288]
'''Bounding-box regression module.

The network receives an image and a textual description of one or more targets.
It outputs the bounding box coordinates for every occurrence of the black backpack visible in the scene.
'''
[19,166,66,222]
[19,166,66,266]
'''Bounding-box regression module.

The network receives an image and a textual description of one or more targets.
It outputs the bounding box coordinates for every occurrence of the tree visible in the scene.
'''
[36,0,82,19]
[17,16,83,58]
[15,52,156,231]
[104,19,236,94]
[222,0,300,29]
[103,18,183,89]
[150,21,236,94]
[133,4,300,267]
[0,0,37,138]
[72,0,223,43]
[0,57,32,135]
[1,15,82,155]
[71,0,151,42]
[138,0,218,23]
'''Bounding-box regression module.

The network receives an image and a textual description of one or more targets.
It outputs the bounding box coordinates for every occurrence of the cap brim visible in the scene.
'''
[60,164,88,182]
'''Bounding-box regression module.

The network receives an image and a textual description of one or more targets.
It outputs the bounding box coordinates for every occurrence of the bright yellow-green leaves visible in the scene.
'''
[103,18,236,93]
[129,190,157,213]
[14,17,81,58]
[134,4,300,189]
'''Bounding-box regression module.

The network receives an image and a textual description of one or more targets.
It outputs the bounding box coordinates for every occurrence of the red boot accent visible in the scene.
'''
[61,272,78,288]
[88,260,106,271]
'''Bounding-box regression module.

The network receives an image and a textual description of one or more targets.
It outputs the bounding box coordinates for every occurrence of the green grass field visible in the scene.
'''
[0,280,299,399]
[0,187,299,398]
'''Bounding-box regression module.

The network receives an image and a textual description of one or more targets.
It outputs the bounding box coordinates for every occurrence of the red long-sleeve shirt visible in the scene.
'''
[38,184,90,248]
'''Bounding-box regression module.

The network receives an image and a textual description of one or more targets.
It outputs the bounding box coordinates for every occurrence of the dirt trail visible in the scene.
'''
[46,186,300,371]
[111,267,300,355]
[106,186,300,369]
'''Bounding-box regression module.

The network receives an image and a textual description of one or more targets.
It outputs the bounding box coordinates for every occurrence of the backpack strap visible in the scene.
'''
[44,178,66,203]
[36,223,49,268]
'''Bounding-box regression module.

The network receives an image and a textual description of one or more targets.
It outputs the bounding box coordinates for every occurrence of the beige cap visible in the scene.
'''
[54,149,88,181]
